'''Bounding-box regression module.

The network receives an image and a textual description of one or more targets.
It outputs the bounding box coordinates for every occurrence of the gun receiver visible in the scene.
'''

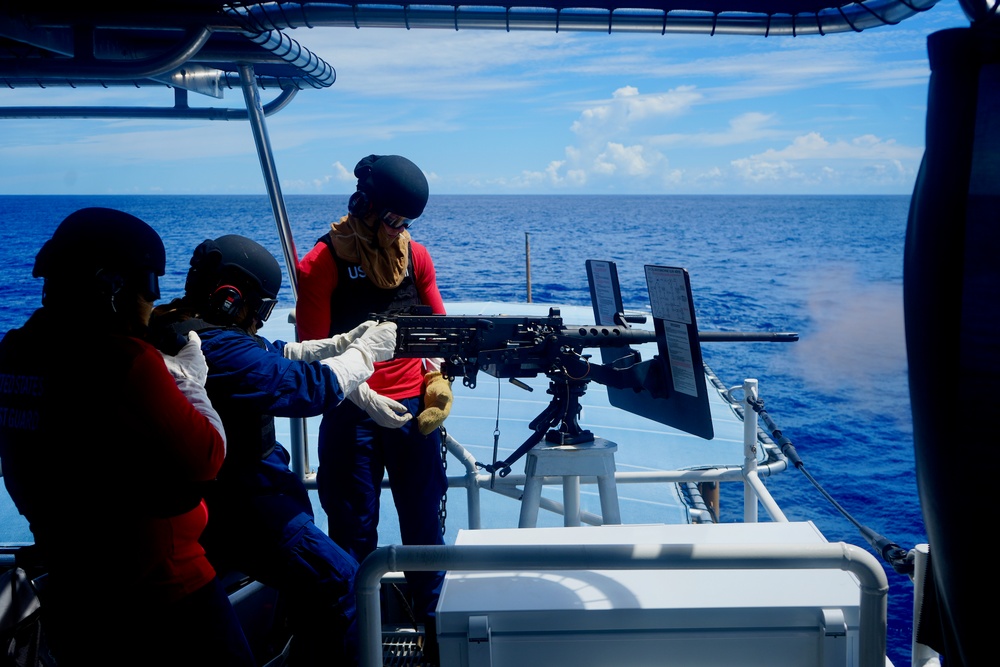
[378,308,797,389]
[381,307,655,389]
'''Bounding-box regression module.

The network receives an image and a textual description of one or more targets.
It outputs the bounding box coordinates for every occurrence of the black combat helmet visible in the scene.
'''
[33,206,165,301]
[185,234,281,326]
[350,154,429,222]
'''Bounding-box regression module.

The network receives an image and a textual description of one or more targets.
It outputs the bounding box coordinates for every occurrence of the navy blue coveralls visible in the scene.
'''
[183,323,360,666]
[314,242,448,625]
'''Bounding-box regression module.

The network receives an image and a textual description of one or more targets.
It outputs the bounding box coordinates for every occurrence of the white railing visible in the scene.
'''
[356,541,890,667]
[294,378,790,528]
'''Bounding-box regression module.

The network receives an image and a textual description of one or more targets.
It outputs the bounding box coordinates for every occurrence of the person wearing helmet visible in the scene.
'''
[296,154,451,654]
[150,234,398,666]
[0,208,254,666]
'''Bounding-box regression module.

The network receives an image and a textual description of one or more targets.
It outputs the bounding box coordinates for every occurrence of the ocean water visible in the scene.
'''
[0,194,922,665]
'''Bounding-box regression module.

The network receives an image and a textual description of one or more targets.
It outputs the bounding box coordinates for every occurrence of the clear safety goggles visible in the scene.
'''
[255,297,278,323]
[379,209,412,230]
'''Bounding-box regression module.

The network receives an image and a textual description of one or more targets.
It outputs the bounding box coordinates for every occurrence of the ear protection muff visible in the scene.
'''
[211,284,244,318]
[350,156,379,217]
[186,239,222,297]
[348,190,371,217]
[95,268,124,297]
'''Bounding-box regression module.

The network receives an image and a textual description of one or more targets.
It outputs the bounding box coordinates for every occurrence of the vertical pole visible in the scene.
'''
[743,378,759,523]
[237,64,308,477]
[563,475,581,526]
[525,232,532,303]
[911,544,942,666]
[237,64,299,303]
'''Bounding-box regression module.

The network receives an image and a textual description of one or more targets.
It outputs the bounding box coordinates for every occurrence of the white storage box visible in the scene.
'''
[436,522,862,667]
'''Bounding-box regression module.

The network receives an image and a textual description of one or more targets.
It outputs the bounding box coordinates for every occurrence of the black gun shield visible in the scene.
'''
[587,260,714,440]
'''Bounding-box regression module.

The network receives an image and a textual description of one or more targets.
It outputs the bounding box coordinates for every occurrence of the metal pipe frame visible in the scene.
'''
[357,541,889,667]
[0,85,299,120]
[241,0,940,38]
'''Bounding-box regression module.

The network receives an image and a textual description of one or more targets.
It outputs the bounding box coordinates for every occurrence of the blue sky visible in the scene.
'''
[0,4,971,196]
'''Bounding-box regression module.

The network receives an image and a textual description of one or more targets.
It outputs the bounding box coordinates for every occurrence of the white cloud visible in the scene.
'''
[595,142,661,176]
[749,132,921,161]
[571,85,702,139]
[333,161,354,182]
[652,111,780,147]
[729,131,921,187]
[307,30,574,99]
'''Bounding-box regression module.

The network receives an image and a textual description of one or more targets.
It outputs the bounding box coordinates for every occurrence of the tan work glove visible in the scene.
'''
[416,371,453,435]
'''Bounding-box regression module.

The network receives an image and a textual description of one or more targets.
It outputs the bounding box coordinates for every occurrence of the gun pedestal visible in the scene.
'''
[517,437,621,528]
[505,375,622,528]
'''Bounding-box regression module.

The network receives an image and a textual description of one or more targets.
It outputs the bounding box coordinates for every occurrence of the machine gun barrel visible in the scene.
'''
[699,331,799,342]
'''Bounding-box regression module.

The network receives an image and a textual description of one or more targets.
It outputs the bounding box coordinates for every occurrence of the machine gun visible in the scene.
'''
[377,304,796,477]
[380,306,662,392]
[374,260,797,477]
[379,306,797,394]
[377,305,668,476]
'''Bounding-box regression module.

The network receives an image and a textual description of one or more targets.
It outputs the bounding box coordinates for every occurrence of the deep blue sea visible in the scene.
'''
[0,194,922,665]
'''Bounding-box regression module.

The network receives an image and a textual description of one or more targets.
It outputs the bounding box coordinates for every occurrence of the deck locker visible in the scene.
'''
[436,522,862,667]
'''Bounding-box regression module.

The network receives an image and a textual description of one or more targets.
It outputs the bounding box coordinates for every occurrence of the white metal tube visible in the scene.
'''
[911,544,942,666]
[238,64,306,477]
[743,468,788,522]
[563,475,581,526]
[743,378,760,523]
[357,542,888,667]
[445,433,483,530]
[238,64,299,303]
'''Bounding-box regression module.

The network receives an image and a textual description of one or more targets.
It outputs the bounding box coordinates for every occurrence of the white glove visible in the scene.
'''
[160,330,209,386]
[348,382,413,429]
[159,331,226,450]
[349,321,397,363]
[283,320,377,362]
[321,347,374,398]
[321,322,396,402]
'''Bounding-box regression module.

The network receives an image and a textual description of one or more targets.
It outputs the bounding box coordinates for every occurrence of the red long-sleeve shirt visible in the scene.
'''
[296,238,445,400]
[0,311,225,603]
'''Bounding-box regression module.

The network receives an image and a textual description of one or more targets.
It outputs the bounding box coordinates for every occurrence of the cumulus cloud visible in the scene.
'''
[570,85,702,140]
[494,160,568,188]
[594,143,662,176]
[730,131,921,187]
[745,132,920,161]
[332,161,354,182]
[532,85,700,189]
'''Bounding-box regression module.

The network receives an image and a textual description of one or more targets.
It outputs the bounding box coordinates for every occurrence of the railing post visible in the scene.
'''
[445,433,483,530]
[743,378,759,523]
[911,544,942,666]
